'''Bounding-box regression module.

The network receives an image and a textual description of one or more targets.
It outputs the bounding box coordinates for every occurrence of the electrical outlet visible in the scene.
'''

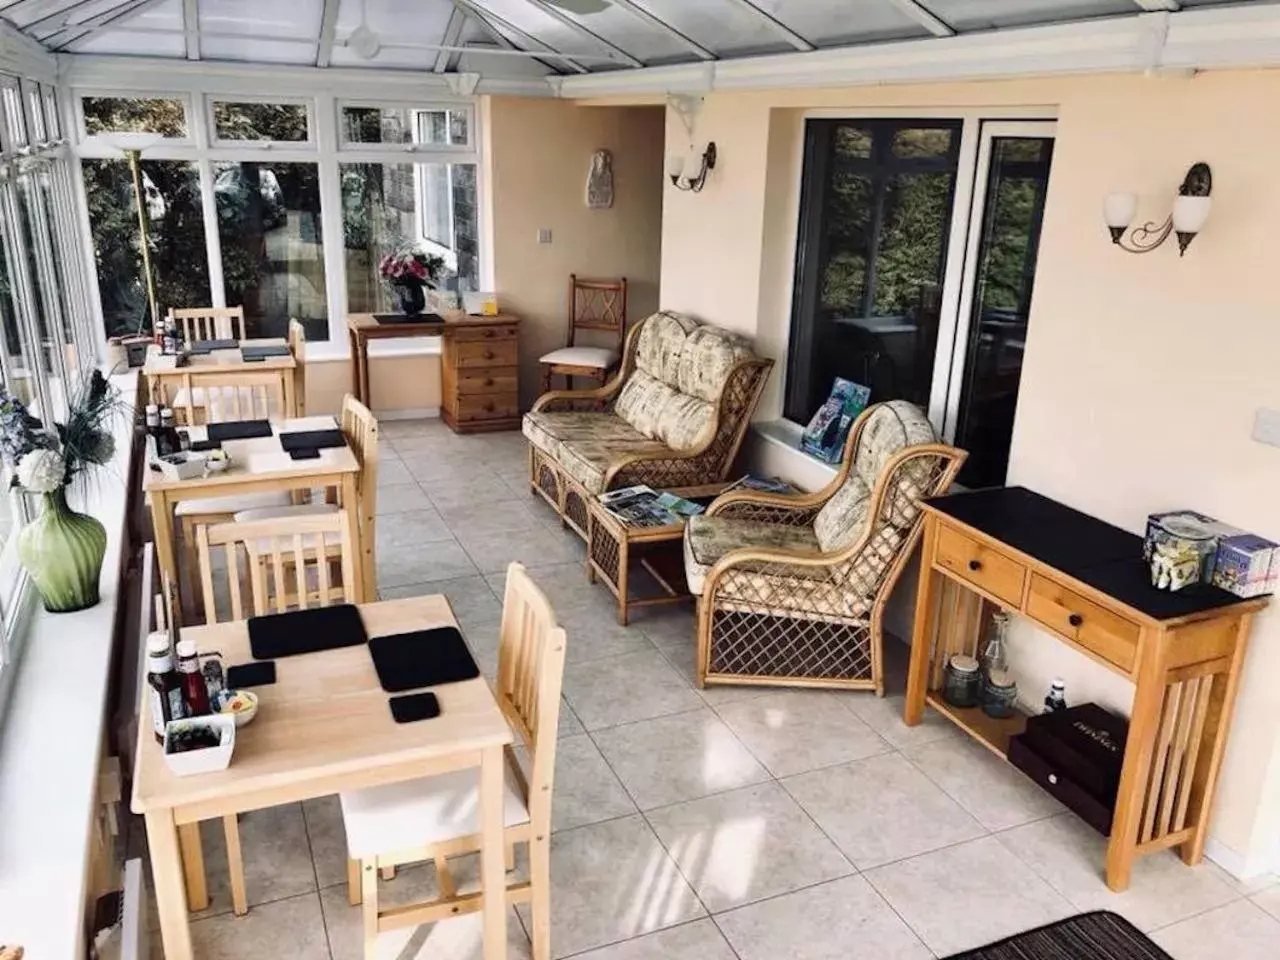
[1252,408,1280,448]
[537,228,552,244]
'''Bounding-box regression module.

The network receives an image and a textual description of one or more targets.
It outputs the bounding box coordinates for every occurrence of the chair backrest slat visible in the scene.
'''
[169,306,247,342]
[340,394,379,571]
[195,514,355,623]
[567,274,627,349]
[288,319,307,418]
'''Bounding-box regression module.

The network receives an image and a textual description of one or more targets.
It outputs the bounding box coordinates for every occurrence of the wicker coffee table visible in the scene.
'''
[586,487,725,625]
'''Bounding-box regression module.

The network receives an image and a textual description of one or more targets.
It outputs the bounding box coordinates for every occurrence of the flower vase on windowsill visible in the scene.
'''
[380,248,446,319]
[0,372,120,613]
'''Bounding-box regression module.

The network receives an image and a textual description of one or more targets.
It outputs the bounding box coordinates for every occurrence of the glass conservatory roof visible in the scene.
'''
[0,0,1267,77]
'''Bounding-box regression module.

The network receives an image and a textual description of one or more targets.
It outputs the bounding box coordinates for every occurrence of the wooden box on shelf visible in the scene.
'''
[441,315,520,434]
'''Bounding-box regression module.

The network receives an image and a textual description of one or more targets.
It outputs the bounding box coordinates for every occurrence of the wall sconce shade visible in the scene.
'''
[669,142,716,193]
[1105,162,1212,256]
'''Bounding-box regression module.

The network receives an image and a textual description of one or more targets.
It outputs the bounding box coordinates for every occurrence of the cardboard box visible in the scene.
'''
[1213,534,1278,598]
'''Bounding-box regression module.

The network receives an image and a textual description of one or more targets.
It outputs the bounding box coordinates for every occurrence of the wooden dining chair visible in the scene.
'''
[340,562,567,960]
[193,512,357,916]
[538,275,627,393]
[288,319,307,418]
[169,305,247,342]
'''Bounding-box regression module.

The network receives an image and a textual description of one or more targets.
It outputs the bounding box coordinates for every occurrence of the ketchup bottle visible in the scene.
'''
[176,639,211,716]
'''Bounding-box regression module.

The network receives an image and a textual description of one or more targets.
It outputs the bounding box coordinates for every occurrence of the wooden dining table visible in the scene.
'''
[132,595,516,960]
[143,338,297,424]
[143,415,371,608]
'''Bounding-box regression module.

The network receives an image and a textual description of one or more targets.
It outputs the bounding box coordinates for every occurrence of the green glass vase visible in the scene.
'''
[18,488,107,613]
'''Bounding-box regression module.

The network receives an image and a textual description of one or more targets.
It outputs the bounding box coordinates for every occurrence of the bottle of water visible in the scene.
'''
[1043,678,1067,714]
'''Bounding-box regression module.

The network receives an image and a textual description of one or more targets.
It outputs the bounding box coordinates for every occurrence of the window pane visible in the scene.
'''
[15,174,65,414]
[2,78,26,149]
[23,81,44,143]
[341,106,470,146]
[41,85,60,140]
[212,101,309,142]
[417,109,468,146]
[341,161,480,314]
[0,205,39,408]
[215,162,326,339]
[83,159,210,339]
[954,137,1054,487]
[83,96,187,137]
[786,120,960,424]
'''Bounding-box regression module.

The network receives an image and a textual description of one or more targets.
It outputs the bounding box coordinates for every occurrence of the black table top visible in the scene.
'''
[926,486,1257,622]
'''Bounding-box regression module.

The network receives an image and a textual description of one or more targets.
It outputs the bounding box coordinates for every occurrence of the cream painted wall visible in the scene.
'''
[485,98,666,409]
[653,72,1280,875]
[305,354,441,416]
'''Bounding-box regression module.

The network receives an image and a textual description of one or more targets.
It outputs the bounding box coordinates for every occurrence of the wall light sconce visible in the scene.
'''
[1104,162,1213,256]
[668,142,716,192]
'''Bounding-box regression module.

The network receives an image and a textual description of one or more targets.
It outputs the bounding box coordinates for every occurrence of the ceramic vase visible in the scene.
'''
[393,281,426,317]
[18,487,107,613]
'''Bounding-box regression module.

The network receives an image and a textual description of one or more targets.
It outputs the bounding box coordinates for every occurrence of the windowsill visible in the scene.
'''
[752,418,840,482]
[0,372,139,959]
[305,336,443,363]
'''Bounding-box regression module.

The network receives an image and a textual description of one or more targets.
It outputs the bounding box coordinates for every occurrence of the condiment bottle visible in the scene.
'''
[1043,678,1068,714]
[176,639,211,716]
[146,635,186,744]
[144,404,161,448]
[159,407,183,456]
[980,611,1010,676]
[202,657,225,703]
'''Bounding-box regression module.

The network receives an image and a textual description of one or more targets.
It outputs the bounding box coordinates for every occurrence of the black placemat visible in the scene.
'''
[207,419,273,442]
[944,911,1172,959]
[189,338,237,354]
[248,604,368,659]
[279,428,346,452]
[373,313,445,325]
[240,343,291,359]
[368,627,479,693]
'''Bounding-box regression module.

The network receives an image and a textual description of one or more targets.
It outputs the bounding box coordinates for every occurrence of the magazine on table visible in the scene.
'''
[720,474,797,496]
[598,485,705,528]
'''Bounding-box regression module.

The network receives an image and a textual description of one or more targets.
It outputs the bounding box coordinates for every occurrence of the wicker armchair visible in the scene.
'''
[685,401,967,694]
[525,311,773,539]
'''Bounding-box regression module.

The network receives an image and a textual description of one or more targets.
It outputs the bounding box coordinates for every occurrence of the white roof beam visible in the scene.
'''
[45,0,170,50]
[452,0,590,74]
[1133,1,1181,9]
[24,0,109,36]
[521,0,645,68]
[608,0,715,61]
[317,0,340,67]
[886,0,955,38]
[435,5,468,72]
[182,0,199,59]
[719,0,815,52]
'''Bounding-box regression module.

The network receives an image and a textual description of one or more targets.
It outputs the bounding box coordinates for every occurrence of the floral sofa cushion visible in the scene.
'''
[683,515,821,595]
[557,437,670,495]
[812,401,936,552]
[523,411,646,460]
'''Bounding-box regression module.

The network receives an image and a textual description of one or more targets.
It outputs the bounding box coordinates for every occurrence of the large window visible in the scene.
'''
[82,95,188,138]
[786,117,1054,488]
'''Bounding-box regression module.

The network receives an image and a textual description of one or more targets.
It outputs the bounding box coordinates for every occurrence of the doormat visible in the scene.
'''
[944,912,1172,960]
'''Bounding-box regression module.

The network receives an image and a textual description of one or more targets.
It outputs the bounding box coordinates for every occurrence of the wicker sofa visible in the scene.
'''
[524,311,773,539]
[683,401,966,694]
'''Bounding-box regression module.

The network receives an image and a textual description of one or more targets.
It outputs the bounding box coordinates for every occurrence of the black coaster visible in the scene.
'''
[207,419,273,442]
[241,344,291,359]
[389,692,441,723]
[226,661,276,688]
[189,438,222,452]
[279,428,346,452]
[367,627,479,693]
[372,313,445,325]
[248,604,368,659]
[288,447,320,460]
[189,338,237,354]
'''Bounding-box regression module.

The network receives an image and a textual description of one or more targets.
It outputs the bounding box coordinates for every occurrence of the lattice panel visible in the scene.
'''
[1139,673,1216,845]
[564,487,589,533]
[573,282,626,331]
[713,500,822,526]
[589,522,622,587]
[709,610,873,682]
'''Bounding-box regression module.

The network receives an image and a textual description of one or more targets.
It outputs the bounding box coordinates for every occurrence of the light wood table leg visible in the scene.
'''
[479,745,508,960]
[177,822,209,912]
[146,809,194,960]
[150,490,181,615]
[340,473,373,602]
[359,337,372,411]
[282,368,296,420]
[904,515,941,726]
[348,329,365,407]
[224,815,248,916]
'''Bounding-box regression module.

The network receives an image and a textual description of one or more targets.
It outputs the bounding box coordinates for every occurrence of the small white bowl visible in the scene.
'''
[216,689,259,727]
[203,449,231,474]
[162,714,236,777]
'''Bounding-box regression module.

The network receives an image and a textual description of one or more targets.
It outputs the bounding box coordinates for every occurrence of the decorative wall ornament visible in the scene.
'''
[587,149,613,209]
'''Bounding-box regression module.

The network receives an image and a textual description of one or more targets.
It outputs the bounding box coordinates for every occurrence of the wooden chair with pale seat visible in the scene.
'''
[538,275,627,393]
[340,561,566,960]
[192,511,358,916]
[168,305,246,342]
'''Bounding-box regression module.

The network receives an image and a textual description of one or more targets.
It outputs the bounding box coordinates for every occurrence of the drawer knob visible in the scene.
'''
[1068,613,1083,627]
[484,402,494,412]
[968,559,982,572]
[484,377,494,386]
[1048,773,1059,785]
[483,350,494,360]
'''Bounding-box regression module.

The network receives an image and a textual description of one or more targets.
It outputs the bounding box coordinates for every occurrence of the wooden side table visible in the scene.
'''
[346,312,520,435]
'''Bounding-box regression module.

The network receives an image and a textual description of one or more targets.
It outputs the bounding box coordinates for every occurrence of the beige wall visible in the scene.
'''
[485,97,666,409]
[305,354,441,417]
[654,72,1280,874]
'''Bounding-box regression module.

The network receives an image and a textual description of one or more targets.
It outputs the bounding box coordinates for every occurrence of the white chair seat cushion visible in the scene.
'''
[172,388,207,408]
[340,766,529,859]
[174,490,293,517]
[538,345,619,369]
[233,502,339,523]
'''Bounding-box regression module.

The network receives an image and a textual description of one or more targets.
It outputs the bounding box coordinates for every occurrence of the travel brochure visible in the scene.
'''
[598,475,798,528]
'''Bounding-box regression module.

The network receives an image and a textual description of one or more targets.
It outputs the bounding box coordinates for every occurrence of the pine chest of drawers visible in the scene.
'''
[440,315,521,434]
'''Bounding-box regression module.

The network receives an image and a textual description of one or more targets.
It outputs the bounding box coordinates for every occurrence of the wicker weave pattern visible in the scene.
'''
[698,430,966,693]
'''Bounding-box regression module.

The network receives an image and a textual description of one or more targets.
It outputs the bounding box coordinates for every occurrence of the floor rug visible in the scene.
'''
[944,911,1173,959]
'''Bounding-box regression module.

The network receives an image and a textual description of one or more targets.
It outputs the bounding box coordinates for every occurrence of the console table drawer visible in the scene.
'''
[455,339,517,370]
[456,393,519,422]
[458,368,518,396]
[1026,574,1140,674]
[935,523,1026,607]
[450,324,517,343]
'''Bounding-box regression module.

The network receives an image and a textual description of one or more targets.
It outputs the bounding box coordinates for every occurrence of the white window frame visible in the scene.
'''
[75,90,196,147]
[336,99,475,153]
[207,93,317,149]
[782,106,1057,445]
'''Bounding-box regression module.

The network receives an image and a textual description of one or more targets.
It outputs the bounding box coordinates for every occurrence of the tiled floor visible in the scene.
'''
[135,418,1280,959]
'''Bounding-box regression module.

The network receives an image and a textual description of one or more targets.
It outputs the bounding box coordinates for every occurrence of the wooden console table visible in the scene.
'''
[346,312,520,434]
[904,486,1266,892]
